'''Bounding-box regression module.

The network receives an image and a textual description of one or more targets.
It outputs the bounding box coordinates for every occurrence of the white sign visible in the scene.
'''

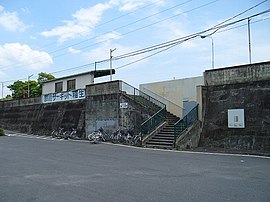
[42,89,86,103]
[228,109,245,128]
[120,102,128,109]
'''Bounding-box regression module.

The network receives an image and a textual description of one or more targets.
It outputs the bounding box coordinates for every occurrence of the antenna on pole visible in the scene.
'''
[110,48,116,81]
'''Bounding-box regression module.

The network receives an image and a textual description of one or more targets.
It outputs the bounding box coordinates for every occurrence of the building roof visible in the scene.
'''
[42,69,115,83]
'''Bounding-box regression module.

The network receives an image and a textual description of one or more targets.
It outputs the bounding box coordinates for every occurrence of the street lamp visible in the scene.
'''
[201,35,214,69]
[28,74,34,98]
[110,48,116,81]
[1,82,4,99]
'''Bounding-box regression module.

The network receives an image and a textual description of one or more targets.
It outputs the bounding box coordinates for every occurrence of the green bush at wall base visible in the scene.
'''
[0,128,5,136]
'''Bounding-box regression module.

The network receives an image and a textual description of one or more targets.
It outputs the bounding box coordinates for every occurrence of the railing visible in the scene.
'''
[120,81,166,110]
[120,81,168,142]
[140,107,167,141]
[174,104,198,146]
[140,87,183,117]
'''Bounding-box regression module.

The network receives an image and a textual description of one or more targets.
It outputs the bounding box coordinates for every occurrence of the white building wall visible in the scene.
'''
[42,73,94,94]
[139,76,204,117]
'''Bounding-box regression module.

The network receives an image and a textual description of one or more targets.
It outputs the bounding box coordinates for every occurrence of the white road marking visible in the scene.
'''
[5,132,270,159]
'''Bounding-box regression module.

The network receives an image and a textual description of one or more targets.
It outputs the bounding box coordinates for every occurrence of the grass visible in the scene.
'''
[0,128,5,136]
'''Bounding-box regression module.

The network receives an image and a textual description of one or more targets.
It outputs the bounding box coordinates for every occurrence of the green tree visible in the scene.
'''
[7,72,55,99]
[7,80,27,99]
[38,72,55,83]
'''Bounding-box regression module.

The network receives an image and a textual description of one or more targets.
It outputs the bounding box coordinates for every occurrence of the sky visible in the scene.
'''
[0,0,270,97]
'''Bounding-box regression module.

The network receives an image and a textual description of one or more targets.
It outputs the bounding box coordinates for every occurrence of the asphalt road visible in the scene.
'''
[0,133,270,202]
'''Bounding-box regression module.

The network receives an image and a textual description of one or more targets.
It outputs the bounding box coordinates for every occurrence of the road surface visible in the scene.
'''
[0,133,269,202]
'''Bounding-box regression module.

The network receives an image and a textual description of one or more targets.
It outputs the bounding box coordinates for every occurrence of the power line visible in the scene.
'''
[0,0,213,71]
[114,15,270,71]
[25,1,160,54]
[1,9,270,84]
[60,0,220,57]
[115,36,197,70]
[1,0,269,74]
[213,0,269,28]
[112,9,270,62]
[49,9,270,74]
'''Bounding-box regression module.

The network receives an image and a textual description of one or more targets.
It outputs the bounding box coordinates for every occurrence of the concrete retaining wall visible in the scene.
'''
[0,80,153,138]
[0,100,85,136]
[85,80,151,135]
[176,121,201,150]
[204,61,270,86]
[201,62,270,154]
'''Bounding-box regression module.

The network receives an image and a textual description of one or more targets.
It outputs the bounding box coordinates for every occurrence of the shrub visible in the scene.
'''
[0,128,5,136]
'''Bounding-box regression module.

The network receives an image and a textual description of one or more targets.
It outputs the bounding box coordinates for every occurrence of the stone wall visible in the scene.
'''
[204,61,270,85]
[0,100,85,136]
[201,62,270,154]
[176,121,201,150]
[85,80,151,136]
[0,80,154,139]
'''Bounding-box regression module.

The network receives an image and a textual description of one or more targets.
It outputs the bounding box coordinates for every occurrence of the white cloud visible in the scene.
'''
[117,0,165,11]
[96,31,122,43]
[0,5,28,32]
[40,0,166,43]
[41,3,111,43]
[68,47,81,54]
[21,7,30,14]
[0,43,53,70]
[84,42,137,62]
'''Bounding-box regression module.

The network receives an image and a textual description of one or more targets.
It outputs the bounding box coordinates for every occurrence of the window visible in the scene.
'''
[55,82,63,93]
[67,79,76,91]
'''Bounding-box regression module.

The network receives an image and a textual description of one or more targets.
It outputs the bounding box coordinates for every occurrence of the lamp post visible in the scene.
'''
[247,17,252,64]
[1,82,3,99]
[110,48,116,81]
[201,35,214,69]
[28,74,33,98]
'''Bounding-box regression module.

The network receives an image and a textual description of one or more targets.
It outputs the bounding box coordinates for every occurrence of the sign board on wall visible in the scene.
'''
[120,102,128,109]
[42,89,86,103]
[228,109,245,128]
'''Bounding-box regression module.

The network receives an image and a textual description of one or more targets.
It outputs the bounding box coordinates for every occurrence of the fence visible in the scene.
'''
[120,81,166,110]
[140,107,167,140]
[174,105,198,146]
[140,87,183,117]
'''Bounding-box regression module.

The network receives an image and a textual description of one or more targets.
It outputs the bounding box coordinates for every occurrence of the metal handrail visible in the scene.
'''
[120,81,166,110]
[140,107,167,141]
[140,86,183,117]
[173,104,198,146]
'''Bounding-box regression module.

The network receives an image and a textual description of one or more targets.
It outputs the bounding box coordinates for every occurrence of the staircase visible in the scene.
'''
[145,112,179,149]
[120,81,195,150]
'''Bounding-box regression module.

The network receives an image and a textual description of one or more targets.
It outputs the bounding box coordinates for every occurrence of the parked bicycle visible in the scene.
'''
[110,129,140,145]
[51,127,65,139]
[66,127,81,140]
[88,127,107,144]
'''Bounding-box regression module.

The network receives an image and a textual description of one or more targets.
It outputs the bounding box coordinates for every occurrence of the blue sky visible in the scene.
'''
[0,0,270,97]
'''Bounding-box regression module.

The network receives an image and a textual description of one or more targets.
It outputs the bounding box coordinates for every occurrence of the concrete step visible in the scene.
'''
[146,140,173,145]
[156,131,174,135]
[149,138,174,143]
[152,135,174,140]
[160,128,174,132]
[145,144,173,150]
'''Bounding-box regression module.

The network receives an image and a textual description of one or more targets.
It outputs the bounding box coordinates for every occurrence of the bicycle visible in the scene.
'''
[51,127,65,139]
[66,127,81,140]
[88,127,106,144]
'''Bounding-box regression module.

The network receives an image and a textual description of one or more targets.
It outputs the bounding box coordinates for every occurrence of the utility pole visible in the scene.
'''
[28,74,33,98]
[1,82,3,99]
[110,48,116,81]
[248,18,252,64]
